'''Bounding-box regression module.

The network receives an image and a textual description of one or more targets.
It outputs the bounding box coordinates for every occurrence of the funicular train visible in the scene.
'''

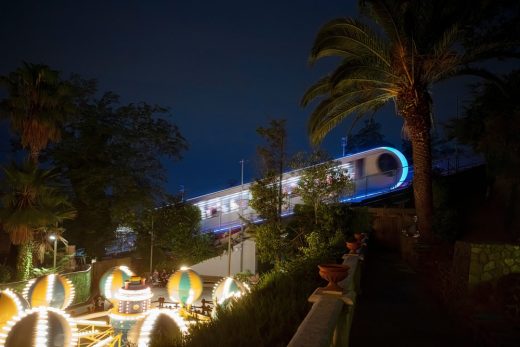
[188,147,410,234]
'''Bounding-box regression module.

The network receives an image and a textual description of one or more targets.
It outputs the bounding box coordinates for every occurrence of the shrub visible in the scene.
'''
[0,264,12,283]
[180,254,333,347]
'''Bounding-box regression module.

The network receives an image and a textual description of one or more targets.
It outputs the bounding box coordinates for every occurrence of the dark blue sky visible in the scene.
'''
[0,1,476,197]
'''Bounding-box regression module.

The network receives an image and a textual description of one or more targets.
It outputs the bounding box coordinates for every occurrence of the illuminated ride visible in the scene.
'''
[109,276,152,340]
[189,146,411,233]
[167,267,203,308]
[0,289,30,330]
[211,277,250,318]
[0,267,249,346]
[99,266,134,301]
[23,274,75,309]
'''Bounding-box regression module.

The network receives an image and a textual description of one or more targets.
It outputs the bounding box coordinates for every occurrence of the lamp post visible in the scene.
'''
[239,159,245,272]
[149,214,154,276]
[49,234,57,268]
[227,228,232,276]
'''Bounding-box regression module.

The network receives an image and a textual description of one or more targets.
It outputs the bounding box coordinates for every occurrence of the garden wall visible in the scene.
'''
[370,208,416,248]
[0,266,92,305]
[453,241,520,292]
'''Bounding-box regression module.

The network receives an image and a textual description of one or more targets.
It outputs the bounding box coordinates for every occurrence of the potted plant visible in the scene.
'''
[318,264,350,292]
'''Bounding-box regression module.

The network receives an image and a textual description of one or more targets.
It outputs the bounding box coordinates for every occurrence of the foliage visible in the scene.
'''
[449,71,520,180]
[0,162,75,279]
[0,162,75,245]
[0,62,75,163]
[180,252,335,347]
[249,223,287,264]
[65,267,92,305]
[248,119,289,264]
[255,119,287,219]
[136,200,217,270]
[47,78,188,256]
[291,150,354,226]
[347,206,373,235]
[299,230,343,259]
[301,0,519,242]
[346,118,387,152]
[0,264,12,283]
[16,242,33,281]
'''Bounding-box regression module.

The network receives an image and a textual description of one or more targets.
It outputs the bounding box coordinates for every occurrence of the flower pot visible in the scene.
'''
[318,264,350,292]
[346,241,361,252]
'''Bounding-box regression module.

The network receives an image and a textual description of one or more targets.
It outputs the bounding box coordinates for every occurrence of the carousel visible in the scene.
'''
[0,266,250,347]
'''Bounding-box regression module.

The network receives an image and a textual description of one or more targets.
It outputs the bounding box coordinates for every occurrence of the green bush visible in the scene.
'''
[65,269,92,305]
[180,254,333,347]
[0,264,12,283]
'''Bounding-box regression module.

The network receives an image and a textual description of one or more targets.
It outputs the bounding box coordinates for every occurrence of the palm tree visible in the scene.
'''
[302,0,518,242]
[0,62,74,164]
[0,162,76,280]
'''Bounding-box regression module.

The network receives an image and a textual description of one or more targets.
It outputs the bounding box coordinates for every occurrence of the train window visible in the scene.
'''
[377,153,398,175]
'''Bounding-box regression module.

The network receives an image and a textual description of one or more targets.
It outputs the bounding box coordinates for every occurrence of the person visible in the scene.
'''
[406,215,420,238]
[152,269,159,286]
[94,295,105,311]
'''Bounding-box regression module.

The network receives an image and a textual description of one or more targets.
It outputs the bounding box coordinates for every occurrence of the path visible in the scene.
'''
[349,247,473,347]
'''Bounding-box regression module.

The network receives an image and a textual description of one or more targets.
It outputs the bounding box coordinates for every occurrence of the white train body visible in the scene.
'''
[188,147,410,233]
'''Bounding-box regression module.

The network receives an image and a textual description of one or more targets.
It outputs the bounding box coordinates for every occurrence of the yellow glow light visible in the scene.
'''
[137,309,188,347]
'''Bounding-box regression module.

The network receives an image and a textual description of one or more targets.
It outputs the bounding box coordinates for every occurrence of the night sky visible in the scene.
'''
[0,1,475,198]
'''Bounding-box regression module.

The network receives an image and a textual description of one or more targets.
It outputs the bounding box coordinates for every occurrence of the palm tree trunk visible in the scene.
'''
[16,241,33,281]
[408,126,434,243]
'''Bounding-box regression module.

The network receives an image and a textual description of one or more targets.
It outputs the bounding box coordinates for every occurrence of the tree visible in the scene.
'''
[248,119,288,264]
[291,151,354,226]
[346,118,386,153]
[256,119,287,220]
[0,62,74,164]
[248,175,288,264]
[140,200,215,270]
[450,71,520,180]
[449,71,520,237]
[47,79,188,256]
[0,162,75,280]
[301,0,519,242]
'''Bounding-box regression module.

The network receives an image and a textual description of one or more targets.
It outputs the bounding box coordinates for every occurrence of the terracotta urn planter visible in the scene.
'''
[346,241,361,252]
[318,264,350,292]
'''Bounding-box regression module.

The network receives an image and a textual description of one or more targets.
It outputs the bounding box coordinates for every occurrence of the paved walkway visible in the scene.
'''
[349,247,473,347]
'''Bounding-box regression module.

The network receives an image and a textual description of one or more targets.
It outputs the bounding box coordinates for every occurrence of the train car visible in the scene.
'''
[188,147,410,234]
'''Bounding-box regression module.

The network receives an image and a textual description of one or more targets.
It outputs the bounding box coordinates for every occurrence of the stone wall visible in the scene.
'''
[467,243,520,287]
[370,208,416,249]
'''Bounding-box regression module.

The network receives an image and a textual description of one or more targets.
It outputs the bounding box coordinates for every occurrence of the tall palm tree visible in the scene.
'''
[302,0,518,242]
[0,162,76,280]
[0,62,74,164]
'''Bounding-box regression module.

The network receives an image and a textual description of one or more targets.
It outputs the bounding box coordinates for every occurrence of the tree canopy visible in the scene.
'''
[46,78,188,256]
[302,0,519,241]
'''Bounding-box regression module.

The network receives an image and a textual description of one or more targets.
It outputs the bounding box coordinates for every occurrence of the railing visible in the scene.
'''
[153,298,214,319]
[287,253,364,347]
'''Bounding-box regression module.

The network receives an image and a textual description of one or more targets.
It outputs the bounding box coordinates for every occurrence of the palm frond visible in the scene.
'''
[308,92,393,144]
[360,0,406,47]
[301,76,332,107]
[329,61,400,90]
[310,18,391,66]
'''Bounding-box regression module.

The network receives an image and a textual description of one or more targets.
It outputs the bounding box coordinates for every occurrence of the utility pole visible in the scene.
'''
[49,235,57,268]
[341,137,347,156]
[149,214,154,275]
[227,228,232,277]
[239,159,245,272]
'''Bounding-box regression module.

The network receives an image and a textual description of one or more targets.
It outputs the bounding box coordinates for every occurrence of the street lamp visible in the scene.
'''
[239,159,245,272]
[149,214,154,276]
[49,234,57,268]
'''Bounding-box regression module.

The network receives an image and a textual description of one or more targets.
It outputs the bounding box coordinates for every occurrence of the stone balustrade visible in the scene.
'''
[288,253,363,347]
